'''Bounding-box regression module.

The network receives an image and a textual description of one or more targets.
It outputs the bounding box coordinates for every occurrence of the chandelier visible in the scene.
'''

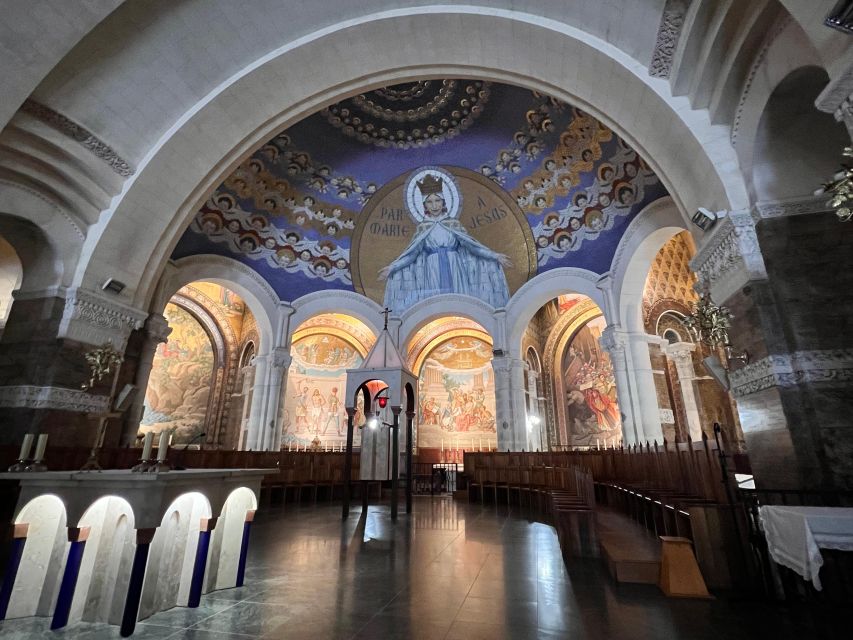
[682,293,732,348]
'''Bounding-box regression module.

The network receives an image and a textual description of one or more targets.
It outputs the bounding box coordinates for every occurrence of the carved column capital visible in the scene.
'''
[689,211,768,303]
[664,341,696,363]
[271,346,292,370]
[58,287,147,348]
[144,313,172,344]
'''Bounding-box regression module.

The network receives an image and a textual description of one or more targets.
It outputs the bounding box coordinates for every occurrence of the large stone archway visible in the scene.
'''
[66,9,748,312]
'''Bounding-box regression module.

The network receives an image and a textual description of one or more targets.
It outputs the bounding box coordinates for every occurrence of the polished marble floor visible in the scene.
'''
[1,498,849,639]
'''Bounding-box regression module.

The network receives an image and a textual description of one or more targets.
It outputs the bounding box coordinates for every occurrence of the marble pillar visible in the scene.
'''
[188,518,216,608]
[0,524,28,620]
[245,354,270,451]
[491,355,527,451]
[120,527,156,638]
[665,342,703,440]
[123,313,172,445]
[600,327,664,445]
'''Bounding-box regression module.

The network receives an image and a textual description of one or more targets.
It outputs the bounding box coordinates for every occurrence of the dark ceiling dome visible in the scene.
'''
[322,79,491,149]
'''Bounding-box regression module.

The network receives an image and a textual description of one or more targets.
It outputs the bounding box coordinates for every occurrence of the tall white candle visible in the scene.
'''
[157,431,169,461]
[596,438,601,450]
[18,434,34,460]
[141,432,154,460]
[33,434,48,461]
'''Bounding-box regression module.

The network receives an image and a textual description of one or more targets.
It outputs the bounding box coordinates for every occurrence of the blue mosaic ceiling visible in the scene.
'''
[173,80,668,305]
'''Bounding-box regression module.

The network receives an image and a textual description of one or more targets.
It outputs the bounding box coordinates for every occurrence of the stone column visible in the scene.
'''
[187,517,217,608]
[600,327,664,445]
[258,347,290,451]
[491,354,513,450]
[120,527,156,637]
[491,354,526,451]
[626,332,665,444]
[664,342,703,440]
[691,205,853,490]
[244,354,269,451]
[122,313,172,445]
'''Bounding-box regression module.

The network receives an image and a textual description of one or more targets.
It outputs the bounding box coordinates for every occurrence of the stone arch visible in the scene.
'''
[0,179,83,293]
[505,268,602,358]
[751,65,849,202]
[289,290,383,345]
[727,17,849,201]
[542,299,606,445]
[399,294,497,355]
[0,231,23,330]
[158,255,277,353]
[609,197,687,335]
[68,9,748,310]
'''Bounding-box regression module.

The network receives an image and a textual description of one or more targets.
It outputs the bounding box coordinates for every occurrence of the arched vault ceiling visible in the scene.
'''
[172,80,669,306]
[17,4,852,307]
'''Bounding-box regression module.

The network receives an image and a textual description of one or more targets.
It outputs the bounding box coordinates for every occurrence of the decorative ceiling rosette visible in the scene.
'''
[322,79,491,149]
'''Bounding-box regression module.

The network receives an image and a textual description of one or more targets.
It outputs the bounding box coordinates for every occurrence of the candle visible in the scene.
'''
[157,431,169,461]
[441,438,444,453]
[18,434,34,461]
[33,434,48,461]
[141,432,154,460]
[288,442,292,452]
[596,438,600,450]
[479,438,482,451]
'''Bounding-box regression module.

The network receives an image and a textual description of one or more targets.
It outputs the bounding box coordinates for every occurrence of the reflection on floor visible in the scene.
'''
[1,498,849,639]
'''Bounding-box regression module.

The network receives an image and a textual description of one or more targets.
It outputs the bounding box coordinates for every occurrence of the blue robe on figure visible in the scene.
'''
[381,214,510,311]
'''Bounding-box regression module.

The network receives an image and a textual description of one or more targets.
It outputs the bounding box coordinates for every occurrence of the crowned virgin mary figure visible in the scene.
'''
[379,167,511,311]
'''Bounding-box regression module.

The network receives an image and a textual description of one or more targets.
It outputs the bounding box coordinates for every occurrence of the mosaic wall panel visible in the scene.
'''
[174,81,668,311]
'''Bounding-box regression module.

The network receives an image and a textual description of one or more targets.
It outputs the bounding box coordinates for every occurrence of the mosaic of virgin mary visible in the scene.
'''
[379,167,512,311]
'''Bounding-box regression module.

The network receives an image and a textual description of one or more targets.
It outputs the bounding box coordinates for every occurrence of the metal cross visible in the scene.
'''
[382,307,392,330]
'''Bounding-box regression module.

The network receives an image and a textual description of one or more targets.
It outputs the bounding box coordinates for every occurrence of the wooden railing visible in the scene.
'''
[464,438,735,504]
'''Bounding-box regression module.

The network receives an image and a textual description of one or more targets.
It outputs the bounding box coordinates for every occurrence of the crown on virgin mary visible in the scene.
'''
[416,174,444,196]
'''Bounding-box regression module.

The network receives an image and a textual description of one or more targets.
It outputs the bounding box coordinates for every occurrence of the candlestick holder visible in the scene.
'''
[24,458,47,472]
[131,458,155,473]
[148,459,171,473]
[7,458,31,472]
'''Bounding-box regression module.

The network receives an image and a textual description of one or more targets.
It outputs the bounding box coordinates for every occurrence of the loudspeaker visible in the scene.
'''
[702,355,729,391]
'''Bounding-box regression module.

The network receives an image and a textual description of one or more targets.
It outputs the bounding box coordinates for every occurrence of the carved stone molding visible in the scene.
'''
[58,288,147,348]
[752,195,832,220]
[664,341,696,368]
[21,99,135,177]
[0,385,109,413]
[649,0,689,78]
[729,349,853,398]
[689,211,767,303]
[172,294,226,365]
[599,326,628,368]
[272,346,292,370]
[144,313,172,344]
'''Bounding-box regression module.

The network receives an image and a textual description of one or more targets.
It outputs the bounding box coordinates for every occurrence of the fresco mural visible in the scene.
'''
[142,303,214,442]
[173,80,668,306]
[562,316,622,447]
[355,166,532,311]
[417,335,497,449]
[282,333,364,448]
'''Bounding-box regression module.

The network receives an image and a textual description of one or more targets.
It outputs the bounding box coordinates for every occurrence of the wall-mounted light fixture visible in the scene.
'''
[102,278,126,294]
[691,207,718,231]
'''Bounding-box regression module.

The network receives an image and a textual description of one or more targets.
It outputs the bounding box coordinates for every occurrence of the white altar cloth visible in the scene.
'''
[759,505,853,590]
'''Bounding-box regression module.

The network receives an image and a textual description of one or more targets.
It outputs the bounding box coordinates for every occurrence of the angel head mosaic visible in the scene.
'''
[174,80,667,312]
